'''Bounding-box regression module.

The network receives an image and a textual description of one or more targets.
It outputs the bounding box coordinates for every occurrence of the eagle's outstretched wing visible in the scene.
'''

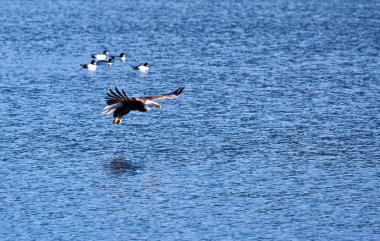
[139,87,185,102]
[105,87,130,105]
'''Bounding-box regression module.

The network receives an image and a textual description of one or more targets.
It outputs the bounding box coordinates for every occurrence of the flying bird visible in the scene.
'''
[132,63,149,72]
[102,87,185,124]
[92,50,110,61]
[80,60,97,71]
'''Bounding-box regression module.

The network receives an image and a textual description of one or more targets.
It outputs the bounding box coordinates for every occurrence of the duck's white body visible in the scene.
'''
[92,54,107,61]
[133,63,150,72]
[81,60,97,71]
[92,50,110,61]
[137,65,149,72]
[86,64,97,71]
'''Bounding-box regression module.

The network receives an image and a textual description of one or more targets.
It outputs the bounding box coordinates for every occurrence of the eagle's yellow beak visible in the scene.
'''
[155,103,161,109]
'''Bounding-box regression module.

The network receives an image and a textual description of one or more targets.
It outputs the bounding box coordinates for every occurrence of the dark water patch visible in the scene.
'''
[104,156,141,175]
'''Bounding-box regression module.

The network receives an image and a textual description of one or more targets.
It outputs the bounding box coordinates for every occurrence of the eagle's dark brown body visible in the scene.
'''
[102,87,184,124]
[113,99,147,117]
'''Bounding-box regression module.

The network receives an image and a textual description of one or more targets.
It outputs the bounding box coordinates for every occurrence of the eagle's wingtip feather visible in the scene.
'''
[101,103,122,115]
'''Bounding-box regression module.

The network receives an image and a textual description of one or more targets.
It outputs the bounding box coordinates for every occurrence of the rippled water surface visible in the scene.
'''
[1,0,379,240]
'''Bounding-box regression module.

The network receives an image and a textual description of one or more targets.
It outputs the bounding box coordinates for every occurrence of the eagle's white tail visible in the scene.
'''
[101,103,122,115]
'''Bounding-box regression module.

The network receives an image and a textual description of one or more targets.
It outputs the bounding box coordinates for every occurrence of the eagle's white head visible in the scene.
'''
[145,100,161,110]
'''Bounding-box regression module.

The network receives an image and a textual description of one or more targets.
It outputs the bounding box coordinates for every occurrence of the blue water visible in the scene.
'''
[0,0,379,240]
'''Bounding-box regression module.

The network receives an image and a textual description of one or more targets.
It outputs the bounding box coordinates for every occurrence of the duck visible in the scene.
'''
[119,53,126,62]
[132,63,149,72]
[97,57,114,66]
[92,50,110,61]
[80,60,97,71]
[111,53,126,62]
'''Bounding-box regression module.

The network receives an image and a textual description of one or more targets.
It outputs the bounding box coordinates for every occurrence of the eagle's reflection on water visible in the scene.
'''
[105,156,140,175]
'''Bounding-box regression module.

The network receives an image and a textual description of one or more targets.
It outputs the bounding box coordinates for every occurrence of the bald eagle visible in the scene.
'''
[102,87,185,124]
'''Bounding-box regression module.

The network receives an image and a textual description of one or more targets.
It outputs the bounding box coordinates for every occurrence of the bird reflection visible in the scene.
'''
[106,156,139,175]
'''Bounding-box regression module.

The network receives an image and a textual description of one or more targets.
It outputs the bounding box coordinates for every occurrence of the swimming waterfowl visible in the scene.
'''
[132,63,149,72]
[110,53,126,62]
[97,57,114,66]
[80,60,97,71]
[119,53,126,62]
[92,50,110,61]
